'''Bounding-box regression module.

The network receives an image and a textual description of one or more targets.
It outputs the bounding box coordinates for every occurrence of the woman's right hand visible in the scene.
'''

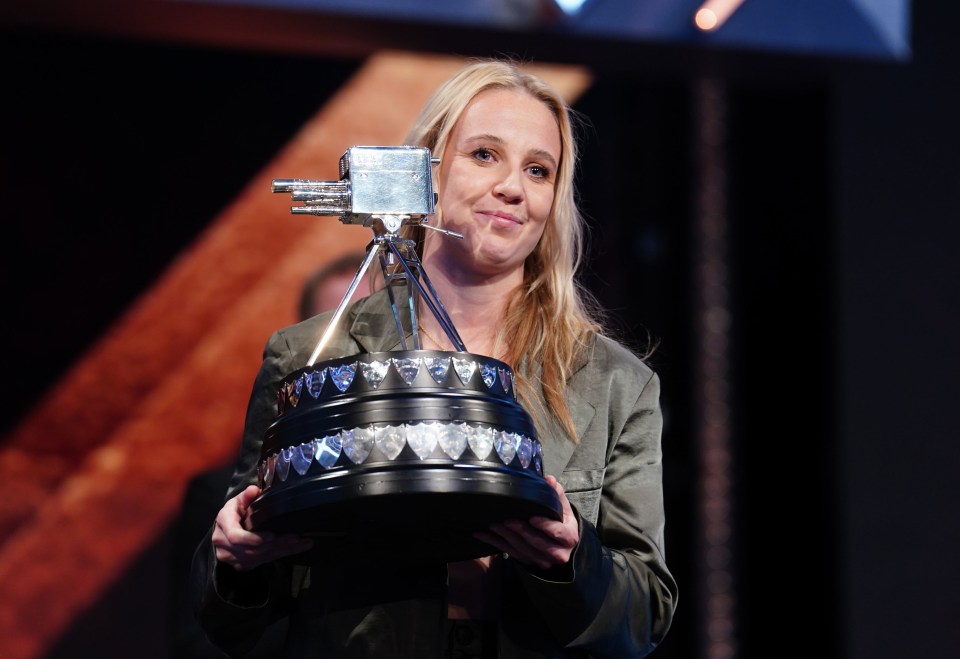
[212,485,315,571]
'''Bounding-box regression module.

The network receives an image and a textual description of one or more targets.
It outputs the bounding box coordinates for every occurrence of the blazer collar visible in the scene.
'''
[519,342,597,476]
[348,287,416,353]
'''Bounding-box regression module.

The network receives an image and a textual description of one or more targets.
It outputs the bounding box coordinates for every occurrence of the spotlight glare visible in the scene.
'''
[695,9,719,31]
[694,0,745,32]
[555,0,589,15]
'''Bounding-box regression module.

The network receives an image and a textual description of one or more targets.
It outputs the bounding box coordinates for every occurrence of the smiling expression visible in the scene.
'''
[426,87,562,284]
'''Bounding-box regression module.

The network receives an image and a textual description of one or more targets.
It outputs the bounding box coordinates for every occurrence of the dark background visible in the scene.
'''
[2,1,958,657]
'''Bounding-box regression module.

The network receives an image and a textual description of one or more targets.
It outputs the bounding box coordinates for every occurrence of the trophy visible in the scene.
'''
[246,146,561,561]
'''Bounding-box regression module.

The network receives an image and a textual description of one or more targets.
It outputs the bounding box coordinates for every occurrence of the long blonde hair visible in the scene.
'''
[402,58,603,442]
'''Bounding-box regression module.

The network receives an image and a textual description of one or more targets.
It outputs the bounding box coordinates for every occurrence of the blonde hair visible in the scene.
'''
[402,58,605,442]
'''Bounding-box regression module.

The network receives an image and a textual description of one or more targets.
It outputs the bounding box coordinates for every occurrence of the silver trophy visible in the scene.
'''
[271,146,466,363]
[247,146,560,561]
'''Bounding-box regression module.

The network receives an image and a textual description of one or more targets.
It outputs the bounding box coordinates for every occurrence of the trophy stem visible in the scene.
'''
[306,222,466,367]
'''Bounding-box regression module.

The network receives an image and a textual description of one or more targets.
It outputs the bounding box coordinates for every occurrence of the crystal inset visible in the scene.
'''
[292,441,316,475]
[362,360,390,389]
[438,423,468,459]
[498,367,511,394]
[330,363,357,392]
[342,426,374,463]
[264,453,277,488]
[466,425,495,459]
[516,435,533,469]
[315,434,342,468]
[480,363,497,389]
[286,377,303,407]
[453,357,477,384]
[424,356,451,384]
[495,431,519,465]
[305,369,326,398]
[406,422,439,459]
[392,357,421,385]
[277,447,294,481]
[260,423,545,492]
[376,425,406,460]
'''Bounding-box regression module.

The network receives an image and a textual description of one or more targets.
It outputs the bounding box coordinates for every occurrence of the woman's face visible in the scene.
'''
[428,87,561,282]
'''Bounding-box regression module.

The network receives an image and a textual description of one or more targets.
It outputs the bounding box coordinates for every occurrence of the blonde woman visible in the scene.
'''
[192,59,677,658]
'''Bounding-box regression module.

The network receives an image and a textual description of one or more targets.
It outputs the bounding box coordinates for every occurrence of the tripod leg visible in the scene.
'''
[377,249,413,350]
[306,243,382,366]
[384,240,467,352]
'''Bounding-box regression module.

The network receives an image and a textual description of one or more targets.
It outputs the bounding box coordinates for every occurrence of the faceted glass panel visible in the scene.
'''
[495,430,519,465]
[277,447,294,481]
[286,377,303,407]
[305,369,326,398]
[480,363,497,388]
[362,360,390,389]
[438,422,468,459]
[406,422,439,459]
[314,434,342,469]
[392,357,422,385]
[532,452,543,476]
[425,356,451,384]
[376,425,406,460]
[264,454,277,488]
[498,367,511,394]
[466,424,495,459]
[292,441,316,475]
[453,357,477,384]
[342,426,374,463]
[517,435,533,469]
[331,363,357,392]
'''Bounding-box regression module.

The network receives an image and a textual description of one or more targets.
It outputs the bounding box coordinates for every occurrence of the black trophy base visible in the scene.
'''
[247,463,561,563]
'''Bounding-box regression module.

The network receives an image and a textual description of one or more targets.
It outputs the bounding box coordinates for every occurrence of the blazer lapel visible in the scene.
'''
[524,347,597,478]
[347,287,414,353]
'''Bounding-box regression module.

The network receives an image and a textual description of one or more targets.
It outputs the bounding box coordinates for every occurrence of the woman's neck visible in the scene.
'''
[416,262,520,359]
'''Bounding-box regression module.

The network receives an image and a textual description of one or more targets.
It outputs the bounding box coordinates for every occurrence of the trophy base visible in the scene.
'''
[247,349,559,562]
[247,464,560,562]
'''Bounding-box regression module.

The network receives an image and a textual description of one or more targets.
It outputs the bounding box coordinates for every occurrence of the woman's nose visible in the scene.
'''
[492,168,523,202]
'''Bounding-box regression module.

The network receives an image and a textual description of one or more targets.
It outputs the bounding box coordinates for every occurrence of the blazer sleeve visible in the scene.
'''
[510,344,678,658]
[188,328,301,656]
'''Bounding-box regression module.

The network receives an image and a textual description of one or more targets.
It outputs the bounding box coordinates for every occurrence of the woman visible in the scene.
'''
[191,58,678,658]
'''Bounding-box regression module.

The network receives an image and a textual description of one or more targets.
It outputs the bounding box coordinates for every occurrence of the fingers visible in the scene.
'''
[473,474,579,570]
[486,521,556,570]
[234,484,261,516]
[212,487,314,570]
[215,525,314,571]
[544,475,575,522]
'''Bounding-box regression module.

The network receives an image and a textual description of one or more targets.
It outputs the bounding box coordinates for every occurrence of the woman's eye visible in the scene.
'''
[473,148,493,162]
[529,165,549,179]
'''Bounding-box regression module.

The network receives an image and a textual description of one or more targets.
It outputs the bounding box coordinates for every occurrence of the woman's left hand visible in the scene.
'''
[474,474,580,570]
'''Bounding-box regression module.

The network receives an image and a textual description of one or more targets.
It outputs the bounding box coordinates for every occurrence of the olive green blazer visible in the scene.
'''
[191,287,678,658]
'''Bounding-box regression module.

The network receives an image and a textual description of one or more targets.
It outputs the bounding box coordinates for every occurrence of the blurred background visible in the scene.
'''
[1,1,957,658]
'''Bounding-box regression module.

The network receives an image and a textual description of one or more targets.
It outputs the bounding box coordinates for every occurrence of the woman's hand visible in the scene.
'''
[212,485,314,571]
[474,475,580,571]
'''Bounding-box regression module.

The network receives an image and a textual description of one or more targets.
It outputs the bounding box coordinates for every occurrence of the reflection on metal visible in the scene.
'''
[272,146,468,362]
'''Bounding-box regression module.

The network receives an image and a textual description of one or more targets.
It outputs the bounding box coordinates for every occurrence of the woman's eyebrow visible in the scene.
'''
[463,134,558,169]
